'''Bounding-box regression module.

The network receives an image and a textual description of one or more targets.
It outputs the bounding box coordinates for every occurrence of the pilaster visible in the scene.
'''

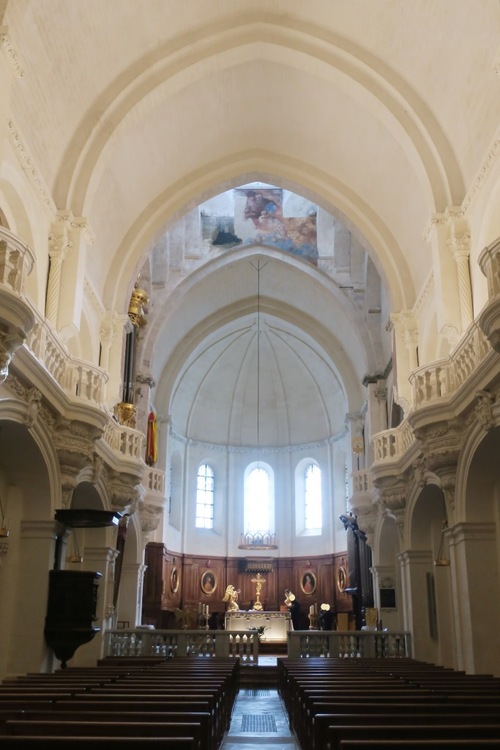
[58,213,94,342]
[77,546,119,665]
[387,311,416,413]
[7,521,60,675]
[100,311,130,407]
[448,522,500,674]
[425,207,467,350]
[118,562,148,627]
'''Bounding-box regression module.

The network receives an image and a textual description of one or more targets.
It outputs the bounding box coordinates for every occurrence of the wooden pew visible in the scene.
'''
[313,712,500,750]
[327,724,500,750]
[0,739,197,750]
[338,740,500,750]
[2,720,205,750]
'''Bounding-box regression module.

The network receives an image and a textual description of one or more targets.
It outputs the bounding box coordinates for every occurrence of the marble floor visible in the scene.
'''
[221,658,301,750]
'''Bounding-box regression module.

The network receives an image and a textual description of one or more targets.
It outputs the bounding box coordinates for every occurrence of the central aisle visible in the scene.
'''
[221,686,301,750]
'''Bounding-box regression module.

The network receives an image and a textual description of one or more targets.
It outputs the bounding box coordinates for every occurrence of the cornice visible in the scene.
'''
[7,119,56,219]
[462,138,500,216]
[0,26,25,78]
[412,271,434,317]
[168,422,348,453]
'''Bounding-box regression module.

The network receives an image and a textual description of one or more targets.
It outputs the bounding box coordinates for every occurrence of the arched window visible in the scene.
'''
[195,463,214,529]
[304,463,322,532]
[244,464,274,534]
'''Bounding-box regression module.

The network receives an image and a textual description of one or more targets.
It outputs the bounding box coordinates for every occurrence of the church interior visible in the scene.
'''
[0,0,500,701]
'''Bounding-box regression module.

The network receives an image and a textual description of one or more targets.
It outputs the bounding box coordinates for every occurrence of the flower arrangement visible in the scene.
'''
[248,625,267,637]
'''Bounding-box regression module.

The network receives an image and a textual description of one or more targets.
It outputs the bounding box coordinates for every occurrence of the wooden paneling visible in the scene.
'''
[142,545,352,628]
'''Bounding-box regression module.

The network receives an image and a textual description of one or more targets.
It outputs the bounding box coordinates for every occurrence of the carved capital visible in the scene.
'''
[447,231,471,259]
[374,385,388,403]
[108,470,141,514]
[475,389,496,432]
[375,476,407,515]
[53,417,104,481]
[138,500,163,534]
[0,327,25,383]
[415,419,463,473]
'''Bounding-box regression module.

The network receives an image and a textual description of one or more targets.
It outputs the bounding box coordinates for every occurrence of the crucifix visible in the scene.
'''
[251,572,266,611]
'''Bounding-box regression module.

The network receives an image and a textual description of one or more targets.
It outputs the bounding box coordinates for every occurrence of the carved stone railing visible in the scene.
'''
[24,308,109,406]
[287,630,411,659]
[352,469,373,494]
[102,418,144,460]
[104,628,259,664]
[0,226,35,293]
[0,227,36,381]
[145,466,166,495]
[410,321,491,408]
[372,419,415,464]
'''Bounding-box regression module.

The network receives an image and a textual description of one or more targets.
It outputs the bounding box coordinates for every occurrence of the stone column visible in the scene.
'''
[448,229,473,331]
[7,521,60,676]
[46,219,71,327]
[448,521,500,675]
[77,545,120,666]
[398,549,439,664]
[117,562,148,627]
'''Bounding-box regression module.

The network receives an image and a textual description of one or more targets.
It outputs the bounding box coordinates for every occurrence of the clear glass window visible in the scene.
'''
[196,463,214,529]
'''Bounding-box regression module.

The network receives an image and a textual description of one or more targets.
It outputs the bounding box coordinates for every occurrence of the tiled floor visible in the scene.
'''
[221,657,301,750]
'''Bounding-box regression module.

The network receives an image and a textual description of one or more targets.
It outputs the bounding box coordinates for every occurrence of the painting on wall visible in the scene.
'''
[234,188,318,265]
[170,566,179,594]
[201,213,242,249]
[200,569,217,595]
[300,570,317,595]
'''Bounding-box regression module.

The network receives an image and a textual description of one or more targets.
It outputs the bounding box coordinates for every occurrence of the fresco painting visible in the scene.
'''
[202,189,318,264]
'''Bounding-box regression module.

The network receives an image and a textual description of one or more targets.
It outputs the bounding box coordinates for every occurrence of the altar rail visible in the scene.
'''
[104,629,259,664]
[104,628,410,662]
[287,630,411,659]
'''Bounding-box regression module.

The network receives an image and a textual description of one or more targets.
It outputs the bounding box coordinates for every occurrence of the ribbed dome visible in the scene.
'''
[170,312,346,448]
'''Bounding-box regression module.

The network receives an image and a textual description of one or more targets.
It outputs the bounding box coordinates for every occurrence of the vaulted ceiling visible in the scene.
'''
[3,1,499,445]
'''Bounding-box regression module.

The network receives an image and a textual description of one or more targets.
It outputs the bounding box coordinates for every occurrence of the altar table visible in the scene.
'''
[225,610,292,642]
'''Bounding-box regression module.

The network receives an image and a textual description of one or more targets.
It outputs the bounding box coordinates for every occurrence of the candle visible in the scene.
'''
[309,605,314,615]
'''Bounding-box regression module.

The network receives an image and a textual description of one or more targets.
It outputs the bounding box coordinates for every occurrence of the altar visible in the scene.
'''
[224,611,292,643]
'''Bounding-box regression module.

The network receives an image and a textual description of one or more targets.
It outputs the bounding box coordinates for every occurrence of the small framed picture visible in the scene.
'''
[170,566,179,594]
[337,565,347,593]
[300,570,317,595]
[200,569,217,595]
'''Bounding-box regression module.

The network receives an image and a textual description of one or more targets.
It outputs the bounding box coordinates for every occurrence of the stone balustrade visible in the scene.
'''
[288,629,411,658]
[0,226,34,294]
[410,321,491,407]
[145,465,166,494]
[372,419,414,463]
[352,469,373,494]
[105,628,259,664]
[102,417,145,460]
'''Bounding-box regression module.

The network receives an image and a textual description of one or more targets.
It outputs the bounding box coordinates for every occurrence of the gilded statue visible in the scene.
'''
[222,584,240,612]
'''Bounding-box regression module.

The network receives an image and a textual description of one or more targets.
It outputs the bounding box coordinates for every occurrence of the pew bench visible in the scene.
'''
[338,740,500,750]
[0,738,197,750]
[2,720,205,750]
[312,711,500,750]
[327,723,500,750]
